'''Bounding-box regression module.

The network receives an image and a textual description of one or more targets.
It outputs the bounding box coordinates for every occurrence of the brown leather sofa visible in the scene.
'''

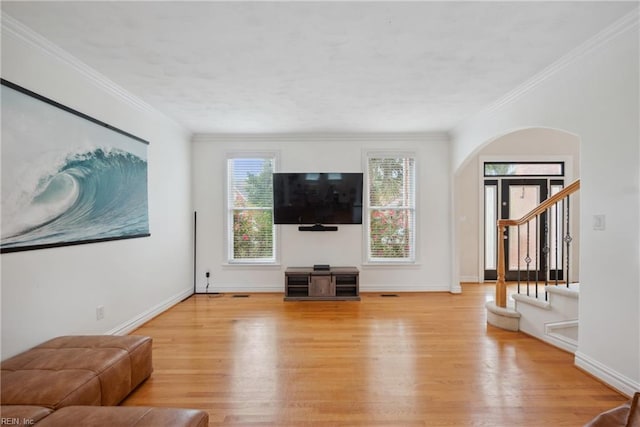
[584,392,640,427]
[0,335,208,426]
[0,406,209,426]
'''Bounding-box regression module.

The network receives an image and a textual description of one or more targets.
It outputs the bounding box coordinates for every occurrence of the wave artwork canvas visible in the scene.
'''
[1,80,150,253]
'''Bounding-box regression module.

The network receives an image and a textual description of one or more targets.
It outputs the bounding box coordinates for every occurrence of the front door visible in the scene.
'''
[501,179,548,281]
[482,161,565,282]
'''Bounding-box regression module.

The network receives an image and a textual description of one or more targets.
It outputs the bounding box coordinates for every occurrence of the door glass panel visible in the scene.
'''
[508,185,540,271]
[484,162,563,176]
[549,184,564,270]
[484,185,497,270]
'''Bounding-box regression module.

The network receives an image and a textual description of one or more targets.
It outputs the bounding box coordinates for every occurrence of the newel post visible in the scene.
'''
[495,222,507,308]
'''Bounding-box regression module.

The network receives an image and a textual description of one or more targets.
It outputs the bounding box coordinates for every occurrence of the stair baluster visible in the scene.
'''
[494,180,580,308]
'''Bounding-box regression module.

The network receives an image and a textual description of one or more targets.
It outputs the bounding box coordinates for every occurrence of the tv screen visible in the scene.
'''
[273,173,363,224]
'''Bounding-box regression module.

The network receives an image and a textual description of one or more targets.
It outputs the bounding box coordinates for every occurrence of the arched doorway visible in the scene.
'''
[454,127,580,284]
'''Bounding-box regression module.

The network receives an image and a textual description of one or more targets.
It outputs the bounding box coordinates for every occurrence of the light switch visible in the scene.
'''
[593,214,606,231]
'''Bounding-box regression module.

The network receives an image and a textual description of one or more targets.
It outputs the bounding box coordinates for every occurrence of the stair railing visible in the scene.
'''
[495,179,580,308]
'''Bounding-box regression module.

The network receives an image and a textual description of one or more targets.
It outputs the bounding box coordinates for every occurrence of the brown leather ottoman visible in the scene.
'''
[35,406,209,427]
[1,335,153,409]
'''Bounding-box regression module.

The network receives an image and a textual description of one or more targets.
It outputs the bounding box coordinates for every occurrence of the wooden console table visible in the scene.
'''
[284,267,360,301]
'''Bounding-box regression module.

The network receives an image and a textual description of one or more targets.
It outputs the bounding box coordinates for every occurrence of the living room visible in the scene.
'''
[1,1,638,424]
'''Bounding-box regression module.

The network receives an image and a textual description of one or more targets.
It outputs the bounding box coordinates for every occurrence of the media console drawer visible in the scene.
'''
[284,267,360,301]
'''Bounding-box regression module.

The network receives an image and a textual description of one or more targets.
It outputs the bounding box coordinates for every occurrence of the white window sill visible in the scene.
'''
[361,262,421,269]
[222,263,282,269]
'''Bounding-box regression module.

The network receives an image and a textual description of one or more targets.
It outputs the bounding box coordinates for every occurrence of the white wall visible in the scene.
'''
[1,17,193,359]
[456,128,580,282]
[192,134,454,293]
[451,14,639,395]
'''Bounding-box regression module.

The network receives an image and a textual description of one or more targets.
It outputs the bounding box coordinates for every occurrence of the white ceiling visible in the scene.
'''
[2,1,637,134]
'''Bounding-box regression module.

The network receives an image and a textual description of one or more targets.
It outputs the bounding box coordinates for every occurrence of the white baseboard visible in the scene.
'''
[107,287,193,336]
[361,284,451,292]
[196,284,454,293]
[575,351,640,397]
[195,284,282,293]
[450,284,463,294]
[459,275,479,283]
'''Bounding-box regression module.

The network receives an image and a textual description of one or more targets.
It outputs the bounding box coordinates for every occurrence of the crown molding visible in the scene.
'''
[472,7,639,120]
[192,131,451,144]
[1,12,187,134]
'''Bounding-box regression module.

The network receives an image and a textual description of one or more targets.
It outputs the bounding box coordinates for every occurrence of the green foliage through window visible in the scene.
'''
[370,209,412,258]
[228,156,275,261]
[367,156,415,261]
[233,210,273,259]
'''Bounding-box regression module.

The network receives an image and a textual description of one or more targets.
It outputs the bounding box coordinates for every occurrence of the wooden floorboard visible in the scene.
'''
[122,283,626,426]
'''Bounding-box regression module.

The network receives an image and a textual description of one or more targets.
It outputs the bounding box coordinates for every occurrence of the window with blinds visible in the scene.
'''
[366,155,416,263]
[227,155,276,263]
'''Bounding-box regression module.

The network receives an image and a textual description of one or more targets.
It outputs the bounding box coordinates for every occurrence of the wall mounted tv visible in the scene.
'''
[273,173,363,225]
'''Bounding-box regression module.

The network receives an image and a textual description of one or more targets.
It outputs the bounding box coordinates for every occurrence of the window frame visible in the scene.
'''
[365,152,417,264]
[478,156,571,282]
[483,161,565,177]
[225,152,278,265]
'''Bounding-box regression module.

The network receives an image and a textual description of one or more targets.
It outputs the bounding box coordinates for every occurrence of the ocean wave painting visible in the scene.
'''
[1,80,150,253]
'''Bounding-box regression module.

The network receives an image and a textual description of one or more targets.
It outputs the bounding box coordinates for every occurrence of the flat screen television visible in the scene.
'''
[273,172,363,224]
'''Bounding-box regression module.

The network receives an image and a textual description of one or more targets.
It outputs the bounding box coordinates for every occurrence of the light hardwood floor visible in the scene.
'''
[122,284,626,426]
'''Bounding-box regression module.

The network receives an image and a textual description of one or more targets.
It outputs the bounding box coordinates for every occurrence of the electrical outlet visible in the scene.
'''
[96,306,105,320]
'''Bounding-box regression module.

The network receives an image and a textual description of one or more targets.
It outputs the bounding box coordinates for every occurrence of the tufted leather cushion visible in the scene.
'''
[1,335,152,409]
[36,406,209,427]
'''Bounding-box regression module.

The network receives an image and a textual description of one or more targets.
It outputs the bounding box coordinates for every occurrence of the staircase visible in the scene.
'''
[513,283,579,353]
[486,180,581,353]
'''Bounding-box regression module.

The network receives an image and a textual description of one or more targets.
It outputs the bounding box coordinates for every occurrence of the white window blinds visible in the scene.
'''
[367,155,416,262]
[227,156,275,262]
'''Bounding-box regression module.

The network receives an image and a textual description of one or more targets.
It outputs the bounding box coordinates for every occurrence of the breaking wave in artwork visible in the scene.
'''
[1,147,148,250]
